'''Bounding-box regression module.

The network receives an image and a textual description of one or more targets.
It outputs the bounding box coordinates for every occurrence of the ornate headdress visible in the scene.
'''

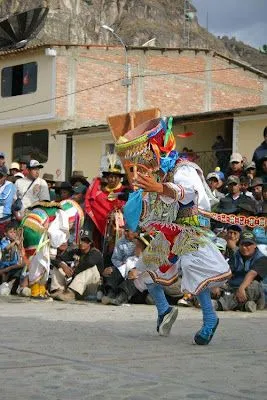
[115,116,178,186]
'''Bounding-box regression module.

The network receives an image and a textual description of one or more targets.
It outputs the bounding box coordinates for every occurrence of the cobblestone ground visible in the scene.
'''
[0,297,267,400]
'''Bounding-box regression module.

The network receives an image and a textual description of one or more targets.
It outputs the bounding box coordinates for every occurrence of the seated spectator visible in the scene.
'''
[225,224,242,260]
[252,126,267,171]
[0,168,16,236]
[213,231,266,312]
[237,197,257,217]
[52,232,104,301]
[101,228,137,304]
[225,153,244,179]
[217,176,251,215]
[206,172,224,201]
[102,233,154,306]
[240,176,254,198]
[0,222,25,285]
[244,161,256,185]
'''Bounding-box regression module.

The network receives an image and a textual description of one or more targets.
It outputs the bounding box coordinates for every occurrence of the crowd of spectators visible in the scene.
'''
[0,127,267,314]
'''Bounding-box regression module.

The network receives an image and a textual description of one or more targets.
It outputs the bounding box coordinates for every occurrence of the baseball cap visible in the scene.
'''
[27,160,44,169]
[250,177,263,188]
[10,162,20,170]
[206,172,219,181]
[0,152,5,158]
[230,153,243,163]
[80,229,92,242]
[244,161,256,171]
[227,175,240,185]
[239,230,256,245]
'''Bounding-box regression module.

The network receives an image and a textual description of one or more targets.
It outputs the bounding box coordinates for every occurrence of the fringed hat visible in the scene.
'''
[102,153,124,177]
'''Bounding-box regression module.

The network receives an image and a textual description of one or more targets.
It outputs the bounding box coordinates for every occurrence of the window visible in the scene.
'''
[104,143,115,155]
[1,62,37,97]
[13,130,49,163]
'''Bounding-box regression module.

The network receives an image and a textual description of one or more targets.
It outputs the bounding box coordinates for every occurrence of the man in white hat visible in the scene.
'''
[15,160,50,219]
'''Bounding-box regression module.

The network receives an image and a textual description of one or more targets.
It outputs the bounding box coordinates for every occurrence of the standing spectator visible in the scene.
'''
[250,177,263,214]
[258,156,267,183]
[212,135,230,172]
[15,160,50,219]
[0,153,8,175]
[206,172,224,201]
[252,127,267,171]
[0,168,16,236]
[69,170,89,188]
[42,173,56,201]
[9,162,21,177]
[58,182,73,201]
[226,153,244,179]
[72,184,87,206]
[244,161,256,185]
[239,176,254,198]
[18,157,29,177]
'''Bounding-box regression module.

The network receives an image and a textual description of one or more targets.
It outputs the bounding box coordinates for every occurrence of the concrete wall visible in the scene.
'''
[237,117,267,161]
[73,133,112,181]
[0,50,55,125]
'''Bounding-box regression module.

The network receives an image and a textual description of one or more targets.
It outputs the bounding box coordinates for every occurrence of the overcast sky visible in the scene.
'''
[192,0,267,49]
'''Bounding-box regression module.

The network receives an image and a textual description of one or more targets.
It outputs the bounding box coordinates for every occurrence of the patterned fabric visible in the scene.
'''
[200,209,266,228]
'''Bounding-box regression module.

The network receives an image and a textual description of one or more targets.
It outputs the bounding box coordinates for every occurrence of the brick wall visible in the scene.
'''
[55,46,266,125]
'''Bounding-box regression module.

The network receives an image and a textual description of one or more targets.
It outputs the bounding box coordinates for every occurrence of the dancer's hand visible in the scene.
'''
[135,172,163,193]
[235,287,247,303]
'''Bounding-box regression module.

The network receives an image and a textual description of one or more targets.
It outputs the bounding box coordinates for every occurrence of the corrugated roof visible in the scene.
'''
[0,42,266,79]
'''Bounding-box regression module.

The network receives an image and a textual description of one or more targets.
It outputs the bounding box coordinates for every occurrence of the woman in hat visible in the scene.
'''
[85,155,129,254]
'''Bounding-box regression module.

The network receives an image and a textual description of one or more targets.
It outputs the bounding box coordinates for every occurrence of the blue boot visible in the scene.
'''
[193,288,219,345]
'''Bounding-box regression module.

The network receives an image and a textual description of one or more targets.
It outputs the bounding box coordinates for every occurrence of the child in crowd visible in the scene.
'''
[0,222,25,285]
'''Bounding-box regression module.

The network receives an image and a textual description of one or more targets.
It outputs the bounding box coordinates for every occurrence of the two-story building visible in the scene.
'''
[0,43,266,180]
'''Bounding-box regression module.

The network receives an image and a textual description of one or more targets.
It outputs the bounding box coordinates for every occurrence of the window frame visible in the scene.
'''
[12,129,49,163]
[1,61,38,98]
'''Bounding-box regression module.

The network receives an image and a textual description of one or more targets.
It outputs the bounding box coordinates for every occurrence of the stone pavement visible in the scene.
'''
[0,297,267,400]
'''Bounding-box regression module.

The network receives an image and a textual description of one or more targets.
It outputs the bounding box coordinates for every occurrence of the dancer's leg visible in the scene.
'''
[194,287,219,345]
[147,283,178,336]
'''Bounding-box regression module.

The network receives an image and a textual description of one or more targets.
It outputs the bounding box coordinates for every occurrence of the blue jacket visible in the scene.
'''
[0,181,15,217]
[229,248,264,287]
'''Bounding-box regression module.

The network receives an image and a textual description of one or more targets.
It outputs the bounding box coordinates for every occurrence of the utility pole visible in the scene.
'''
[102,25,132,113]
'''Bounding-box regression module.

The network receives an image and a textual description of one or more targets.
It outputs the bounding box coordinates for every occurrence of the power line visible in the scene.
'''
[0,65,254,116]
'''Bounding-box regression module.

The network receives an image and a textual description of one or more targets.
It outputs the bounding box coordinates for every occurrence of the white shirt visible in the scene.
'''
[15,176,50,210]
[160,164,211,211]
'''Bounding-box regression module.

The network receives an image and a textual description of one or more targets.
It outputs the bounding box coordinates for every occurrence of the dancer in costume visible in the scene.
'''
[115,116,232,345]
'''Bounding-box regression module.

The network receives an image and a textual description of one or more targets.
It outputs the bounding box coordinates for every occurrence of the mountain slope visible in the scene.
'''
[0,0,266,72]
